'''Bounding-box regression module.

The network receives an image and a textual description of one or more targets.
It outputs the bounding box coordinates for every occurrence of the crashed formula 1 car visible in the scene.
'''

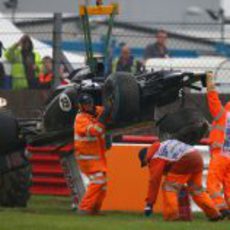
[0,66,209,208]
[42,66,207,131]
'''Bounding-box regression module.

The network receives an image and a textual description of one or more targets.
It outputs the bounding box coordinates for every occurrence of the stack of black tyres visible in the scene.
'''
[0,111,31,207]
[0,164,31,207]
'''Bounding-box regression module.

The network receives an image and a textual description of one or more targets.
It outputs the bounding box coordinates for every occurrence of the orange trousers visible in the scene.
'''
[77,156,107,213]
[78,171,107,213]
[162,172,220,221]
[207,154,230,210]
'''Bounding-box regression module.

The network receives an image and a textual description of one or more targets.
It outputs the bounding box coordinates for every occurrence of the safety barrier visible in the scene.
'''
[121,135,210,145]
[29,144,73,196]
[29,136,210,211]
[29,135,159,197]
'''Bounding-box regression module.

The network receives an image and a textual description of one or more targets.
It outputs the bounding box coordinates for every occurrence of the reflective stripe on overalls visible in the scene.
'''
[210,106,225,151]
[89,172,107,185]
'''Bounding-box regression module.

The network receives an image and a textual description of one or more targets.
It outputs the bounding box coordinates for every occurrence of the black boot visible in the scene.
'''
[220,209,230,219]
[209,214,223,222]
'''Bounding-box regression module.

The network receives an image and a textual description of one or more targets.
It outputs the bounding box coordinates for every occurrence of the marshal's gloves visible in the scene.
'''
[98,97,113,125]
[98,107,110,125]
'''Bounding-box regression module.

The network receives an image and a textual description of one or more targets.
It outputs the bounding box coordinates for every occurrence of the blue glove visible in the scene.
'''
[105,133,112,150]
[144,203,153,217]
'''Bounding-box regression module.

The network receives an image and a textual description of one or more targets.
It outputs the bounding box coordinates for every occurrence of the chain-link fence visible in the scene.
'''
[1,14,230,91]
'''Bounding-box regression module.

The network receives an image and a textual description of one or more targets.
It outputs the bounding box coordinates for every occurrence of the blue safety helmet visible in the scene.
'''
[78,93,94,106]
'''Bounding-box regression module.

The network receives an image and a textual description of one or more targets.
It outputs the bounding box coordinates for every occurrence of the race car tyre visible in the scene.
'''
[104,72,140,122]
[0,165,31,207]
[157,108,209,144]
[43,86,79,132]
[0,111,23,155]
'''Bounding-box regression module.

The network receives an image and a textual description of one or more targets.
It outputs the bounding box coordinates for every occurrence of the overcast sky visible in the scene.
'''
[0,0,222,22]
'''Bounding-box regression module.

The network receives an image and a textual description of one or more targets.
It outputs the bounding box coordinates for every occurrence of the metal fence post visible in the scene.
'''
[52,13,62,88]
[220,8,225,45]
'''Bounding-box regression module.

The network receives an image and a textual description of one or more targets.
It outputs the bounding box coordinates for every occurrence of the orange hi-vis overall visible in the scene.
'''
[146,140,220,221]
[74,106,107,213]
[207,90,230,211]
[38,72,53,85]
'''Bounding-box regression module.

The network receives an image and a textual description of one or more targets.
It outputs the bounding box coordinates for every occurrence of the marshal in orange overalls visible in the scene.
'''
[74,106,107,214]
[206,76,230,213]
[144,140,220,221]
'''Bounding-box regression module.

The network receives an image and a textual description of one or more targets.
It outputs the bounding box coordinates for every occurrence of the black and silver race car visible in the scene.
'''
[42,66,207,131]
